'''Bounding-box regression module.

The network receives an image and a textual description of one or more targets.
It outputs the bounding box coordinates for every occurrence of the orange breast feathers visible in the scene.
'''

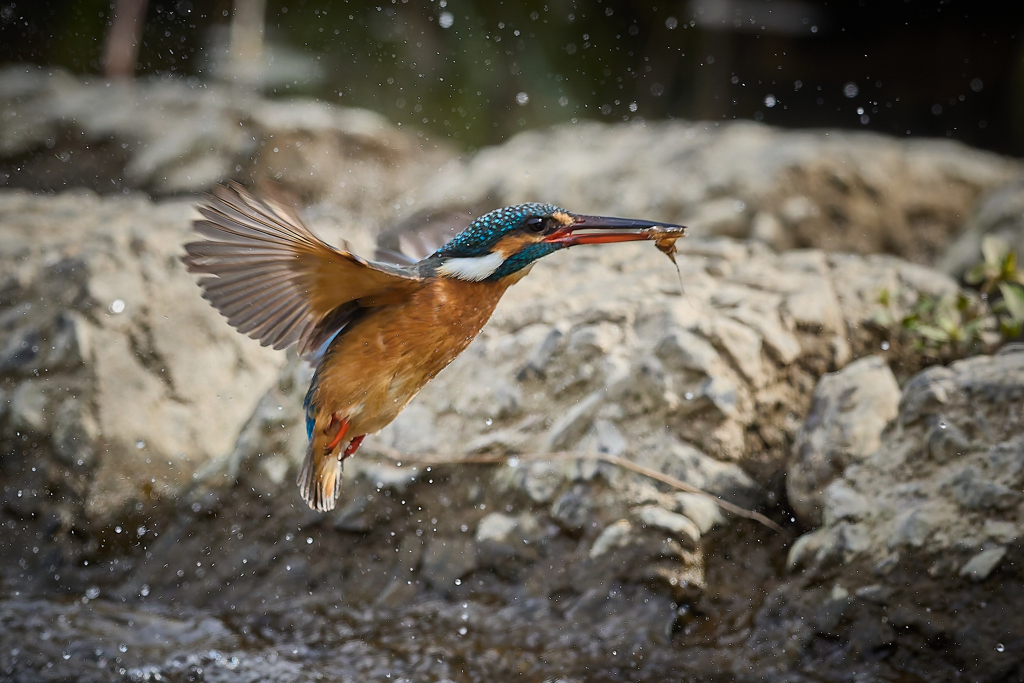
[305,276,513,440]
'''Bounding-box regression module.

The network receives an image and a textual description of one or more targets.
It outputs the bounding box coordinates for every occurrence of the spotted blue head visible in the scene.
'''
[431,203,686,282]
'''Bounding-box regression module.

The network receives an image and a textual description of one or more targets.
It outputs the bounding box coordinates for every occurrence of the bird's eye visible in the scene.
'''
[525,217,547,233]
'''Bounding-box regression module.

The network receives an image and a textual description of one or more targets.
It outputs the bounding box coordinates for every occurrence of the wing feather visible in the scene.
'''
[183,182,425,357]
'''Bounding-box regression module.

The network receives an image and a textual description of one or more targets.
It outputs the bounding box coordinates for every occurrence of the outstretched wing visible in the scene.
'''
[183,182,425,358]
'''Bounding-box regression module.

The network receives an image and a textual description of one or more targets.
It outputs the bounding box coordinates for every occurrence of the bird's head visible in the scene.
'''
[431,203,685,282]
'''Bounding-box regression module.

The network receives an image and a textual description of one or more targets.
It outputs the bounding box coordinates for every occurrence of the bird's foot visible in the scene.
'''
[341,434,365,461]
[323,415,351,453]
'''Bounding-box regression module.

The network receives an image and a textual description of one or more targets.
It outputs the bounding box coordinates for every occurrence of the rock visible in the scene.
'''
[6,75,1024,682]
[412,120,1019,263]
[982,519,1019,544]
[788,356,901,526]
[475,512,548,566]
[958,546,1007,581]
[947,465,1021,510]
[550,485,595,532]
[887,508,935,549]
[776,350,1024,675]
[420,537,478,589]
[636,506,701,547]
[0,65,449,216]
[540,390,604,452]
[589,519,633,559]
[0,191,282,522]
[671,492,725,534]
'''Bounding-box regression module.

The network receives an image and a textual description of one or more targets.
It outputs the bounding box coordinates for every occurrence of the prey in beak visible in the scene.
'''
[543,214,687,248]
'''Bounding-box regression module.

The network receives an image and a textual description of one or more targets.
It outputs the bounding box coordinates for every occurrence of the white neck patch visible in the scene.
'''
[437,251,506,281]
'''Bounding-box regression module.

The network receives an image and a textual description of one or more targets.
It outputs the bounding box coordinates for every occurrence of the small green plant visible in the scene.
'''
[964,235,1024,294]
[900,292,991,357]
[872,287,993,360]
[965,236,1024,340]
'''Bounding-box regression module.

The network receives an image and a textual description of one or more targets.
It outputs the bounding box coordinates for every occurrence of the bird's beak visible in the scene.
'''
[542,215,687,247]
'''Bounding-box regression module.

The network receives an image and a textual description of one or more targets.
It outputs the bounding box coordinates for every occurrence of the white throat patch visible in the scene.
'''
[437,252,505,281]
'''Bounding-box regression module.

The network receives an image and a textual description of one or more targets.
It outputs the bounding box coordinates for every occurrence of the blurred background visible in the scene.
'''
[3,0,1023,154]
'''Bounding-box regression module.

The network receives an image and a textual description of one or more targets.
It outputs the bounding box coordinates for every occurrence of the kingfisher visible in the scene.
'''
[183,182,685,512]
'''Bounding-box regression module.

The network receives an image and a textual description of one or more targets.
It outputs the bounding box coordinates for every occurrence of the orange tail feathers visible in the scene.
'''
[298,416,350,512]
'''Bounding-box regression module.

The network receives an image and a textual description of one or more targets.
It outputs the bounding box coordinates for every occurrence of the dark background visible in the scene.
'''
[2,0,1023,154]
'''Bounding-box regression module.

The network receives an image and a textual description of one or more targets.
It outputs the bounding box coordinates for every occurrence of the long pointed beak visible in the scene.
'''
[543,215,687,247]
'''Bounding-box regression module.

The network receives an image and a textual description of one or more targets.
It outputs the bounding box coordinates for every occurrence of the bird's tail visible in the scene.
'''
[297,439,343,512]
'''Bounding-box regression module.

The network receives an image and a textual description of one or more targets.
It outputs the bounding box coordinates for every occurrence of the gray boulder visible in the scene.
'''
[410,120,1019,262]
[0,190,282,522]
[787,355,901,526]
[789,347,1024,573]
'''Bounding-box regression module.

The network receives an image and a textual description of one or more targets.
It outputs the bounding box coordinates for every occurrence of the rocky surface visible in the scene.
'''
[0,65,449,218]
[2,71,1024,682]
[765,347,1024,681]
[787,355,902,526]
[409,120,1020,263]
[0,190,282,523]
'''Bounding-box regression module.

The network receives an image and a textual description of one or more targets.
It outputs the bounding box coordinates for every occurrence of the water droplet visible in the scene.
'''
[665,16,678,29]
[485,418,493,426]
[118,643,127,653]
[438,11,454,28]
[764,94,777,108]
[306,537,313,545]
[843,82,859,98]
[684,392,694,400]
[880,341,890,351]
[515,92,529,106]
[996,643,1005,652]
[454,578,462,585]
[507,456,520,468]
[135,439,146,450]
[109,299,125,314]
[458,626,468,635]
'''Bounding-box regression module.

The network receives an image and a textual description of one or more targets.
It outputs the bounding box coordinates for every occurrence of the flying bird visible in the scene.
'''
[183,182,685,511]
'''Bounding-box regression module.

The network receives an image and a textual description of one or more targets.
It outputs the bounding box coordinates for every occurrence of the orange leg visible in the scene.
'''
[342,434,365,460]
[323,415,351,453]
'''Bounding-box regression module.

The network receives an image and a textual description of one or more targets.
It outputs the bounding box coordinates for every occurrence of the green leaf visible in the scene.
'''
[915,324,950,342]
[999,282,1024,321]
[981,234,1008,266]
[964,262,990,286]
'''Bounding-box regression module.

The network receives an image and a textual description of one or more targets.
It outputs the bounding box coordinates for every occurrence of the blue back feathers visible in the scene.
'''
[434,203,565,258]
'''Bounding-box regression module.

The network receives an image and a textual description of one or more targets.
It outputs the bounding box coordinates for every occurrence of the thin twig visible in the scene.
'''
[372,448,786,535]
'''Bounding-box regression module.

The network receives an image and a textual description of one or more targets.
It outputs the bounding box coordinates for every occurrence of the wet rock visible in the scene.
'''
[540,390,603,452]
[636,506,701,547]
[589,519,633,559]
[947,465,1021,510]
[959,546,1007,581]
[788,355,901,525]
[672,492,724,534]
[420,537,477,589]
[550,484,595,532]
[774,350,1024,677]
[475,512,548,566]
